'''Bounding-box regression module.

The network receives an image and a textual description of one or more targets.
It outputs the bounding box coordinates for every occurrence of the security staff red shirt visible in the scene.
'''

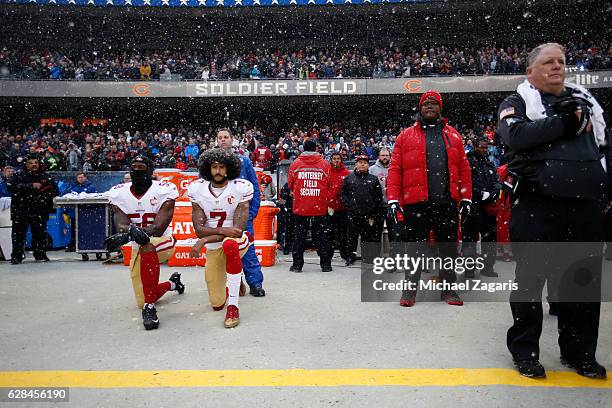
[288,151,331,216]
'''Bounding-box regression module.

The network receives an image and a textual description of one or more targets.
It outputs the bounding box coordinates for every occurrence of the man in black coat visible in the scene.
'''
[498,43,609,379]
[462,136,501,278]
[341,155,384,265]
[7,155,59,264]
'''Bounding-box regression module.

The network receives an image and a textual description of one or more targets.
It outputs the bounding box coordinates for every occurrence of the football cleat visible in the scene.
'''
[224,305,240,328]
[142,304,159,330]
[169,272,185,294]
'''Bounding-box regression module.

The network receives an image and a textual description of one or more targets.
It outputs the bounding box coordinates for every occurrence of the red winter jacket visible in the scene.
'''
[288,151,331,216]
[387,119,472,206]
[328,163,351,211]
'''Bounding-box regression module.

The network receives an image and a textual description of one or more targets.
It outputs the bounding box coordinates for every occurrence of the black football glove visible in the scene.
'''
[129,224,151,246]
[387,201,404,224]
[105,232,130,252]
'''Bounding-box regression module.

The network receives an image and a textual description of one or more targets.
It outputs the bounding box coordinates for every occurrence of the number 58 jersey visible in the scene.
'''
[108,180,179,235]
[187,179,254,249]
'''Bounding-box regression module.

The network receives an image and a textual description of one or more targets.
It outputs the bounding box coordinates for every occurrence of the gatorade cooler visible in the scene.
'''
[153,168,181,192]
[170,201,197,240]
[253,201,279,240]
[178,172,199,200]
[255,240,277,267]
[168,239,206,267]
[121,243,136,266]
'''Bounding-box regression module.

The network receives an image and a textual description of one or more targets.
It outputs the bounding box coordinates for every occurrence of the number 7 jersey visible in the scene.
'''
[187,178,254,249]
[108,180,179,235]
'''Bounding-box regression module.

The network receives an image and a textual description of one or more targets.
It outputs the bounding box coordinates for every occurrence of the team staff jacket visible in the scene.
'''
[328,163,351,211]
[341,170,383,217]
[466,150,501,210]
[386,119,472,206]
[497,92,610,201]
[7,170,59,219]
[287,151,331,216]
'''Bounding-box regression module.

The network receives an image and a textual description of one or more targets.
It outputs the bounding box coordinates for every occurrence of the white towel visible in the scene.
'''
[517,79,606,147]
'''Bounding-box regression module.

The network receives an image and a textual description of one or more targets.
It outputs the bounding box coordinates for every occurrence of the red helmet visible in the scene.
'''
[261,174,272,185]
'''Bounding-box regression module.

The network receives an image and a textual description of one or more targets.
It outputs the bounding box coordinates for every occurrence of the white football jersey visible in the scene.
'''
[187,178,254,249]
[108,180,179,235]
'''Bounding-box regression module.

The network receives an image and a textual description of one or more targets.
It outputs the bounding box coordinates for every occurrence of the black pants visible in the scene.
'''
[346,212,383,264]
[292,215,332,269]
[462,205,497,272]
[330,211,350,261]
[507,192,602,361]
[11,213,48,260]
[278,207,294,251]
[402,201,459,293]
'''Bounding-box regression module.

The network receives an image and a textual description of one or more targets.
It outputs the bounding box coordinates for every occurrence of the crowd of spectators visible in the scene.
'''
[1,40,609,81]
[0,118,502,173]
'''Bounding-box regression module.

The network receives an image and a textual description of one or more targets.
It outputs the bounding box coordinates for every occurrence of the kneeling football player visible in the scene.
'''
[105,156,185,330]
[188,148,253,328]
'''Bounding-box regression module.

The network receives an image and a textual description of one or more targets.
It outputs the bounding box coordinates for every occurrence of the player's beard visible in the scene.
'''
[131,169,153,196]
[212,174,228,186]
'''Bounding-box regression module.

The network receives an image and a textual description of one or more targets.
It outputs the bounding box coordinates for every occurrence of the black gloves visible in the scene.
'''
[552,97,591,136]
[129,224,151,246]
[387,201,404,224]
[459,200,471,226]
[105,225,151,251]
[105,232,130,252]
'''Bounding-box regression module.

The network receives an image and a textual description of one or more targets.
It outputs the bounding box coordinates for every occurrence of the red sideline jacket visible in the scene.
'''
[328,163,351,211]
[387,119,472,206]
[288,151,331,216]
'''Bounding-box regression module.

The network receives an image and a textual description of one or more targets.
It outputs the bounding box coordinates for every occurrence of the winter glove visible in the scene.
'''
[387,200,404,224]
[105,232,130,252]
[552,97,591,136]
[458,199,471,226]
[129,224,151,246]
[327,207,335,216]
[482,191,490,202]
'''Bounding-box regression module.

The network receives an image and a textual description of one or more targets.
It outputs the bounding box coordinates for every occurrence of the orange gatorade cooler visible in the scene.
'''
[253,201,280,240]
[168,239,206,267]
[121,243,136,266]
[254,240,277,267]
[170,201,197,240]
[178,172,199,200]
[153,168,181,191]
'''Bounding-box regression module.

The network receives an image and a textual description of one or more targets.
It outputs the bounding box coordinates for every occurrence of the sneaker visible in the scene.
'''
[480,267,499,277]
[35,255,50,262]
[514,358,546,378]
[400,292,416,307]
[169,272,185,294]
[441,290,463,306]
[561,357,607,379]
[249,284,266,297]
[224,305,240,328]
[142,304,159,330]
[289,265,302,273]
[321,266,333,272]
[10,258,22,265]
[345,257,356,266]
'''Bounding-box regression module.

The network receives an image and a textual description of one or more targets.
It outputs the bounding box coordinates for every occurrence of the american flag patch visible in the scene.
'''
[499,107,515,119]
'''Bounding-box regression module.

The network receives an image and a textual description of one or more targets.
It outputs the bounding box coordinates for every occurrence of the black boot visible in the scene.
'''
[513,358,546,378]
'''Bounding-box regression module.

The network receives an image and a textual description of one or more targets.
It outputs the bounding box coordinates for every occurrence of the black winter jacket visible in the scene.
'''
[7,170,59,219]
[341,170,383,217]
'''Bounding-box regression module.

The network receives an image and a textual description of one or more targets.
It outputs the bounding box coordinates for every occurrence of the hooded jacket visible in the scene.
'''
[369,159,389,206]
[288,151,331,216]
[328,162,351,211]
